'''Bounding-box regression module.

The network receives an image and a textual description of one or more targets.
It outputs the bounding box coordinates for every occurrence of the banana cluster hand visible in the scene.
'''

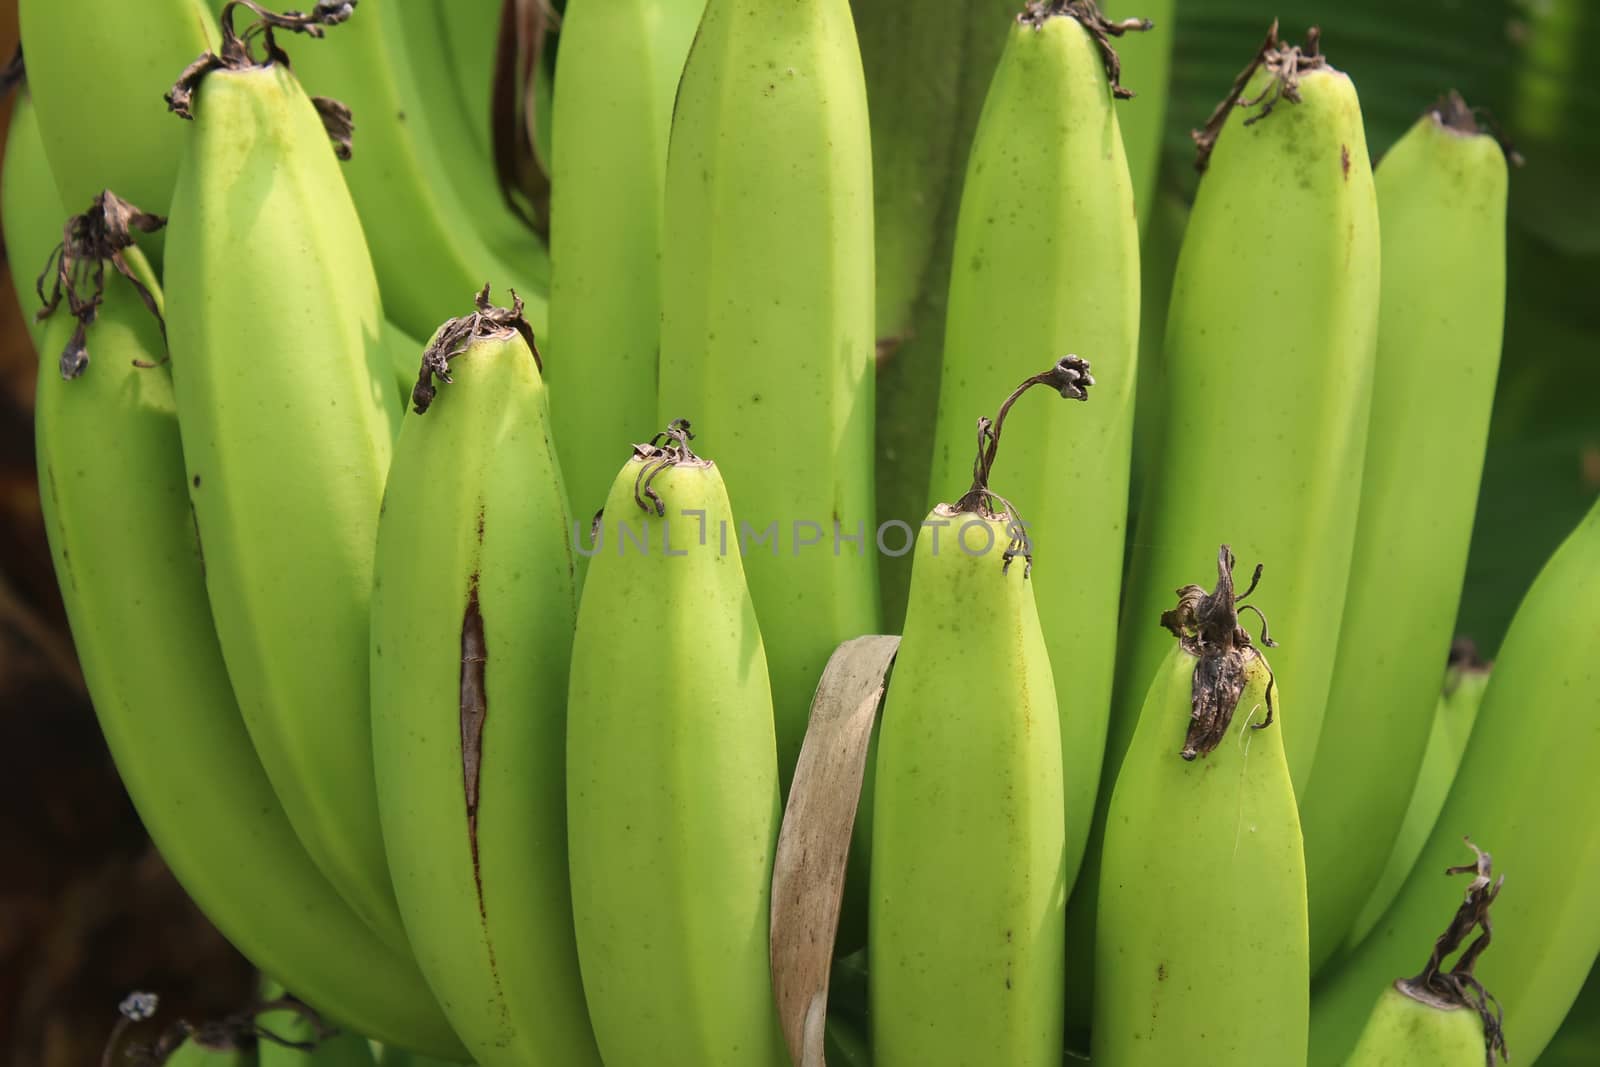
[15,1,1599,1066]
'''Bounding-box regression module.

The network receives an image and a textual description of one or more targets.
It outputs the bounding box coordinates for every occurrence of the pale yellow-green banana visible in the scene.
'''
[34,248,463,1059]
[927,2,1140,894]
[870,508,1066,1066]
[1310,497,1600,1066]
[566,424,786,1067]
[872,359,1091,1066]
[1301,95,1510,974]
[18,0,217,234]
[1069,30,1379,1031]
[1346,651,1492,954]
[1094,547,1306,1066]
[1340,843,1506,1067]
[658,0,879,784]
[282,0,550,341]
[1,91,64,347]
[163,40,407,948]
[546,0,705,528]
[370,294,600,1067]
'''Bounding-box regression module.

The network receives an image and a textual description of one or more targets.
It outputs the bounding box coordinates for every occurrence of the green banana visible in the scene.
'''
[256,987,377,1067]
[1103,0,1174,233]
[1093,546,1306,1066]
[1068,29,1379,1033]
[566,423,786,1067]
[872,360,1091,1067]
[546,0,704,528]
[1,91,64,348]
[1301,94,1510,974]
[1539,959,1600,1067]
[927,2,1141,894]
[163,28,406,948]
[1309,496,1600,1066]
[18,0,217,230]
[370,293,599,1067]
[386,0,545,268]
[439,0,499,160]
[34,247,462,1058]
[1340,844,1507,1067]
[849,0,966,347]
[1346,650,1492,957]
[165,1038,255,1067]
[380,318,423,411]
[658,0,880,784]
[282,0,550,341]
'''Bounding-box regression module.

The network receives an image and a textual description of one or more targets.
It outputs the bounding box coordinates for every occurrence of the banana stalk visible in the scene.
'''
[18,0,217,227]
[370,293,599,1066]
[566,423,786,1067]
[547,0,704,529]
[1,92,63,348]
[658,0,880,783]
[34,245,463,1058]
[1346,650,1492,954]
[872,359,1090,1066]
[1093,546,1307,1066]
[927,1,1143,893]
[163,17,407,948]
[1340,844,1507,1067]
[1309,497,1600,1066]
[1301,95,1510,974]
[1069,28,1379,1031]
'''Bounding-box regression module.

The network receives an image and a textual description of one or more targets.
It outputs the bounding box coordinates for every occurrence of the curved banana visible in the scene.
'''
[928,2,1140,893]
[18,0,217,227]
[546,0,705,528]
[1104,0,1174,232]
[163,33,407,948]
[1093,547,1306,1067]
[380,318,423,411]
[1309,497,1600,1066]
[658,0,880,783]
[850,0,966,347]
[566,423,786,1067]
[371,294,600,1067]
[1,91,64,348]
[1346,651,1492,953]
[438,0,499,159]
[1070,28,1379,1030]
[280,0,550,341]
[1300,95,1510,974]
[872,361,1091,1066]
[385,0,547,269]
[1341,844,1506,1067]
[35,250,463,1059]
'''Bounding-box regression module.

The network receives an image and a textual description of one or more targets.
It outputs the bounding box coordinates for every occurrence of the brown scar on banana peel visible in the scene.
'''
[1160,544,1279,760]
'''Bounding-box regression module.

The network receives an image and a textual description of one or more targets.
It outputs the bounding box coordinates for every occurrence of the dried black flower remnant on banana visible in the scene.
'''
[1161,544,1278,760]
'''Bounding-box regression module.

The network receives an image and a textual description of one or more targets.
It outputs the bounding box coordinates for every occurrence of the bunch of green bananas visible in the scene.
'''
[7,0,1599,1064]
